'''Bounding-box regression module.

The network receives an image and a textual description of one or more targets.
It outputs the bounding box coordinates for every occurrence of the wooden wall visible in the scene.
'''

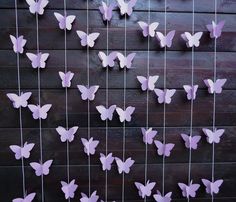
[0,0,236,201]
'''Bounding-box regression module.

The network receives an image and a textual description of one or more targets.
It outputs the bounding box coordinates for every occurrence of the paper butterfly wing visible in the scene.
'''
[178,183,188,197]
[138,21,149,37]
[149,22,159,37]
[140,182,156,197]
[126,53,136,69]
[164,143,175,157]
[190,135,201,149]
[56,126,68,142]
[54,12,65,29]
[127,0,137,16]
[28,104,40,119]
[202,179,212,194]
[65,15,76,30]
[87,33,100,48]
[137,76,148,91]
[214,79,227,94]
[165,89,176,104]
[21,143,35,158]
[76,31,88,46]
[30,162,43,176]
[42,160,53,175]
[39,104,52,119]
[19,92,32,107]
[211,180,223,194]
[9,145,22,160]
[189,183,200,197]
[214,21,225,38]
[148,76,159,90]
[154,89,165,104]
[26,53,38,68]
[165,30,175,47]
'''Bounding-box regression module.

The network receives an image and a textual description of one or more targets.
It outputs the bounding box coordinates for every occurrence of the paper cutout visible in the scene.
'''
[116,106,135,122]
[135,180,156,198]
[201,179,223,195]
[156,30,175,48]
[10,35,27,54]
[204,79,227,94]
[56,126,79,143]
[77,85,99,101]
[26,52,49,68]
[180,134,201,150]
[80,191,99,202]
[96,105,117,121]
[115,157,135,174]
[117,0,137,16]
[154,89,176,104]
[7,92,32,108]
[76,31,100,48]
[59,71,74,88]
[98,51,117,68]
[181,32,203,48]
[153,190,172,202]
[100,153,115,171]
[30,159,53,176]
[178,180,200,199]
[54,12,76,30]
[12,193,36,202]
[202,128,225,144]
[61,179,78,199]
[154,140,175,157]
[10,142,35,160]
[183,85,198,100]
[206,20,225,39]
[81,137,99,156]
[25,0,49,15]
[99,1,116,21]
[117,52,136,69]
[137,75,159,91]
[137,21,159,37]
[28,104,52,120]
[141,128,158,145]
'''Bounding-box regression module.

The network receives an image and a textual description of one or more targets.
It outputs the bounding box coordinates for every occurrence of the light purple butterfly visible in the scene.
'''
[180,134,201,150]
[138,21,159,37]
[115,157,135,174]
[154,140,175,157]
[181,32,203,48]
[206,20,225,39]
[10,35,27,54]
[98,51,117,68]
[28,104,52,120]
[117,52,136,69]
[201,179,223,195]
[76,31,100,48]
[178,180,200,199]
[30,159,53,176]
[80,191,99,202]
[25,0,49,15]
[10,142,35,160]
[202,128,225,144]
[99,1,116,21]
[26,52,49,68]
[12,192,36,202]
[137,75,159,91]
[56,126,79,143]
[183,85,198,100]
[153,190,172,202]
[7,92,32,108]
[81,137,99,156]
[204,79,227,94]
[117,0,137,16]
[116,106,135,122]
[54,12,76,30]
[59,71,74,88]
[96,105,117,121]
[141,128,158,145]
[154,89,176,104]
[61,179,78,199]
[135,180,156,198]
[156,30,175,48]
[77,85,99,101]
[100,153,115,171]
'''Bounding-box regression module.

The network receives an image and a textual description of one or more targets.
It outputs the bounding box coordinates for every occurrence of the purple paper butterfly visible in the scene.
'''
[115,157,135,174]
[61,179,78,199]
[117,52,136,69]
[76,31,100,48]
[181,134,201,150]
[25,0,49,15]
[116,106,135,122]
[181,32,203,48]
[81,137,99,156]
[98,51,117,68]
[206,20,225,39]
[117,0,137,16]
[77,85,99,101]
[54,12,76,30]
[56,126,79,143]
[80,191,99,202]
[96,105,117,121]
[26,52,49,68]
[30,159,53,176]
[7,92,32,108]
[137,75,159,91]
[183,85,198,100]
[10,35,27,54]
[28,104,52,120]
[12,192,36,202]
[138,21,159,37]
[135,180,156,198]
[178,180,200,199]
[156,30,175,48]
[154,89,176,104]
[201,179,223,195]
[99,1,116,21]
[100,153,115,171]
[59,71,74,88]
[154,140,175,157]
[10,142,35,160]
[204,79,227,94]
[153,190,172,202]
[202,128,225,144]
[141,128,158,145]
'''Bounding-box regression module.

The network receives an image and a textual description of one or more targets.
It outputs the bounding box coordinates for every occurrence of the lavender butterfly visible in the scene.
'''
[96,105,117,121]
[77,85,99,101]
[12,193,36,202]
[80,191,99,202]
[98,51,117,68]
[117,0,137,16]
[156,30,175,48]
[116,106,135,122]
[181,32,203,48]
[26,52,49,68]
[204,79,227,94]
[117,52,136,69]
[76,31,100,48]
[61,179,78,199]
[154,89,176,104]
[201,179,223,195]
[115,157,135,174]
[25,0,49,15]
[56,126,79,143]
[141,128,158,145]
[180,134,201,150]
[154,140,175,157]
[134,180,156,198]
[10,35,27,54]
[206,20,225,39]
[178,180,200,199]
[28,104,52,120]
[10,142,35,160]
[81,137,99,156]
[202,128,225,144]
[54,12,76,30]
[30,159,53,176]
[137,75,159,91]
[99,1,116,21]
[7,92,32,108]
[138,21,159,37]
[153,190,172,202]
[100,153,115,171]
[183,85,198,100]
[59,71,74,88]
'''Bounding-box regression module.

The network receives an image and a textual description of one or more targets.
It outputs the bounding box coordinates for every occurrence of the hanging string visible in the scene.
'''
[14,0,26,197]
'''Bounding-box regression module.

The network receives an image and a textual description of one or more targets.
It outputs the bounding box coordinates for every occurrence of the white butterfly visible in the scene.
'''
[10,142,35,160]
[56,126,79,143]
[25,0,49,15]
[54,12,76,30]
[59,71,74,88]
[96,105,117,121]
[7,92,32,108]
[76,31,100,48]
[154,89,176,104]
[30,159,53,176]
[202,128,225,144]
[26,52,49,68]
[181,32,203,48]
[117,52,136,69]
[10,35,27,54]
[116,106,135,122]
[117,0,137,16]
[12,192,36,202]
[137,75,159,91]
[28,104,52,120]
[204,79,227,94]
[98,51,117,68]
[77,85,99,101]
[138,21,159,37]
[156,30,176,48]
